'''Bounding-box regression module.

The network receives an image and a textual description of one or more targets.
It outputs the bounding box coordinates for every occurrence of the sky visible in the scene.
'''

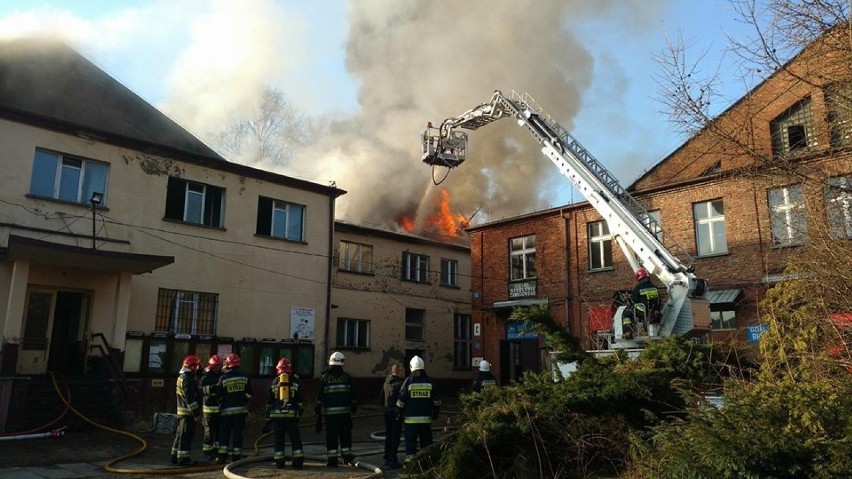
[0,0,757,231]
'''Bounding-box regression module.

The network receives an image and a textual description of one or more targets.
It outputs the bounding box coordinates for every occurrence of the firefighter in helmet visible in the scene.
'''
[171,355,202,466]
[315,351,358,467]
[632,267,662,331]
[472,359,497,393]
[396,355,441,464]
[199,354,222,459]
[266,357,304,469]
[214,352,252,464]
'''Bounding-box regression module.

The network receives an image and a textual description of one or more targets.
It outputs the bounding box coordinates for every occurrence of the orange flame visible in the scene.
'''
[426,188,468,237]
[400,215,415,233]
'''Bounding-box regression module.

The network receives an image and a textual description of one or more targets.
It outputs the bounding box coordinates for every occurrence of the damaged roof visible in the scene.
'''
[0,37,225,162]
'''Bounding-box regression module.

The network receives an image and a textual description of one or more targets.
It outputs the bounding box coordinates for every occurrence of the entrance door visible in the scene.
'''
[48,292,89,375]
[18,290,56,374]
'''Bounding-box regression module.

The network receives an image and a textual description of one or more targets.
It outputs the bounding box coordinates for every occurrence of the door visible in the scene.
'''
[18,290,56,374]
[48,292,89,375]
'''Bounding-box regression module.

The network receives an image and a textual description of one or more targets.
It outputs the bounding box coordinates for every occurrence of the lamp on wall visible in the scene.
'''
[90,192,103,249]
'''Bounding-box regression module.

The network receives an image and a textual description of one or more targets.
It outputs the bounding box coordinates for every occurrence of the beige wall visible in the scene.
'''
[331,225,472,381]
[1,119,335,376]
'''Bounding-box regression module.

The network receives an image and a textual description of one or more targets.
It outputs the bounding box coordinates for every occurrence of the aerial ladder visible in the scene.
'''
[422,90,710,350]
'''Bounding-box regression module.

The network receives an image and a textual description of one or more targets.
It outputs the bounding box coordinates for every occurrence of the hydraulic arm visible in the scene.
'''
[423,90,709,348]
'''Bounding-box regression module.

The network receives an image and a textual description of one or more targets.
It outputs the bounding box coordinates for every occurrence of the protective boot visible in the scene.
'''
[275,459,286,468]
[326,457,338,467]
[291,457,304,469]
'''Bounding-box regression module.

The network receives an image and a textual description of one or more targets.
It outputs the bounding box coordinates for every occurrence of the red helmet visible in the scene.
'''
[224,353,241,369]
[182,355,201,371]
[276,358,292,375]
[206,354,222,371]
[635,267,650,281]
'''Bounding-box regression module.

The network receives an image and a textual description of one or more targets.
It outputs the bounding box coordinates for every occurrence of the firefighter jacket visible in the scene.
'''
[632,277,661,322]
[472,371,497,393]
[316,366,357,416]
[267,373,302,420]
[199,369,222,415]
[396,372,441,424]
[216,367,253,416]
[176,367,201,417]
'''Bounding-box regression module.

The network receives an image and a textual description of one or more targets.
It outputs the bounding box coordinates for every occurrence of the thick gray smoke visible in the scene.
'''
[289,0,664,232]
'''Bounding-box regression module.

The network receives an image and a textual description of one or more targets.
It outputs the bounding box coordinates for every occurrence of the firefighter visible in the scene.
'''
[199,354,222,459]
[266,358,304,469]
[396,355,441,464]
[632,267,662,329]
[171,355,201,466]
[214,353,253,464]
[315,351,358,467]
[472,359,497,393]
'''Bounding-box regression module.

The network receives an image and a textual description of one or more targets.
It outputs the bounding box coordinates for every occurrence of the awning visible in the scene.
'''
[705,288,742,311]
[0,235,174,274]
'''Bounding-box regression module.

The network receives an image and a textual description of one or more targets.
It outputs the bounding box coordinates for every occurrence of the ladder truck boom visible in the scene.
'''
[422,90,710,349]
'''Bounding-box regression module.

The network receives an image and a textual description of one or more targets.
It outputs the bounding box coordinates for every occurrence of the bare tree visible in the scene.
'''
[212,87,324,167]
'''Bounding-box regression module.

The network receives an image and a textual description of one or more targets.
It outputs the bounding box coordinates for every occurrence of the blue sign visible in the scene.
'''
[747,323,769,343]
[507,321,538,340]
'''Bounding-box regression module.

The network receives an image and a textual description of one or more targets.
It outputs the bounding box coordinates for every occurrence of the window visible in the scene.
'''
[693,200,728,256]
[510,235,536,280]
[588,222,612,270]
[768,185,808,246]
[155,288,218,335]
[825,82,852,148]
[453,314,471,369]
[711,310,737,331]
[339,240,373,273]
[405,308,425,341]
[257,196,305,241]
[29,149,108,205]
[825,176,852,239]
[440,258,458,286]
[770,98,816,156]
[402,252,430,283]
[165,177,224,227]
[336,318,370,349]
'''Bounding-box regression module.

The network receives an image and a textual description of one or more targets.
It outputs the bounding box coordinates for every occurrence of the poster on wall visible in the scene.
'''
[290,307,315,340]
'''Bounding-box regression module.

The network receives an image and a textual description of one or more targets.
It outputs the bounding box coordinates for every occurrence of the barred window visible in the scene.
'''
[825,82,852,148]
[770,97,817,156]
[155,288,218,335]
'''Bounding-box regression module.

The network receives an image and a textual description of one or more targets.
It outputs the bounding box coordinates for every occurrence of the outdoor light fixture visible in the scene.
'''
[90,192,103,249]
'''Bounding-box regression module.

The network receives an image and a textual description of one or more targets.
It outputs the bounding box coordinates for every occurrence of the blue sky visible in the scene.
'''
[0,1,757,225]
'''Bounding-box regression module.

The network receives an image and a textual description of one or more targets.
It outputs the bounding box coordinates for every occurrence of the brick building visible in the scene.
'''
[468,33,852,384]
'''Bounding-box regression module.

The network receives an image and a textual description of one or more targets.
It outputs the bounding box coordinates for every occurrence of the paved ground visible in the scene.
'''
[0,403,450,478]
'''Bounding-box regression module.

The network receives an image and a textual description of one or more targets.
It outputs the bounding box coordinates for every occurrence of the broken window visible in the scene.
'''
[770,97,816,156]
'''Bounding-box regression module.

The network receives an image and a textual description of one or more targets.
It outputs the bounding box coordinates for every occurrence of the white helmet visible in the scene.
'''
[329,351,345,366]
[479,359,491,372]
[409,355,425,372]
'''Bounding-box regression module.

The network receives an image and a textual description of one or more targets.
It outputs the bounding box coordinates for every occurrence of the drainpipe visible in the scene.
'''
[323,197,336,368]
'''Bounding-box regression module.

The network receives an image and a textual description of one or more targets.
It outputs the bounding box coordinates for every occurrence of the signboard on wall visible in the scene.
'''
[508,280,537,299]
[290,307,315,340]
[507,320,538,340]
[747,323,769,343]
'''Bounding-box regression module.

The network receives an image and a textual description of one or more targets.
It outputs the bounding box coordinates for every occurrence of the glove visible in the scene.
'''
[261,420,271,434]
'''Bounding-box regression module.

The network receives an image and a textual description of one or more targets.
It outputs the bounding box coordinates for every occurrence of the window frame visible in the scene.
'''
[510,235,537,280]
[710,309,737,331]
[339,240,374,273]
[768,184,808,247]
[693,199,728,257]
[825,82,852,148]
[453,313,471,370]
[336,317,371,349]
[256,196,305,242]
[29,149,109,206]
[405,308,425,342]
[440,258,459,287]
[825,175,852,239]
[154,288,218,335]
[588,221,613,271]
[770,97,817,156]
[402,252,430,283]
[165,177,225,228]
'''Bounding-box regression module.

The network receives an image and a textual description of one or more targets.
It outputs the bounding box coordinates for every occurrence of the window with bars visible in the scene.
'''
[440,258,458,286]
[768,184,808,247]
[165,177,224,227]
[405,308,425,341]
[510,235,536,280]
[256,196,305,241]
[453,313,471,369]
[825,82,852,148]
[402,252,430,283]
[155,288,218,335]
[770,97,817,156]
[588,221,612,270]
[336,318,370,349]
[339,240,373,273]
[29,149,109,205]
[825,175,852,239]
[693,200,728,256]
